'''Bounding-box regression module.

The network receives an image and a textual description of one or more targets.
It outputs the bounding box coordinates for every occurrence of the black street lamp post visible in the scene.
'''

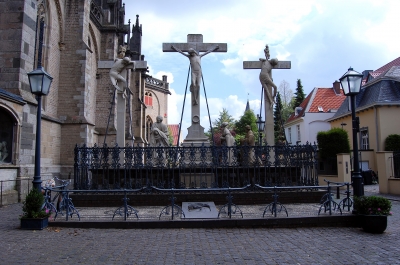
[339,67,364,197]
[27,18,53,192]
[256,114,265,146]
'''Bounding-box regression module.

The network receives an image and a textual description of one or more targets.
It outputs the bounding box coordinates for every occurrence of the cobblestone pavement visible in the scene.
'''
[1,184,399,265]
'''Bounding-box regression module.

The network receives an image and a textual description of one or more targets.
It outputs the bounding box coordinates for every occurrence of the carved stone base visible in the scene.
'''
[183,123,209,146]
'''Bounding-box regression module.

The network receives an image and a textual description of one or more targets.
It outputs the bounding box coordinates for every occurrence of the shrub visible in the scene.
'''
[21,188,49,219]
[317,128,350,159]
[384,134,400,151]
[354,196,392,216]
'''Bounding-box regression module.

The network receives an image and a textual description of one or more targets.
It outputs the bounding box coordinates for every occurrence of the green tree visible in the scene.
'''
[278,80,295,121]
[212,108,236,129]
[206,108,236,144]
[274,92,285,143]
[294,79,305,108]
[235,110,258,144]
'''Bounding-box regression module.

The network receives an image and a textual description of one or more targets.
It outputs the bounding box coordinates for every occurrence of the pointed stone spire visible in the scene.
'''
[245,94,250,112]
[130,15,142,60]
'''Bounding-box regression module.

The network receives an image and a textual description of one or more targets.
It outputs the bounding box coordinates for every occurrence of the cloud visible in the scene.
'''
[126,0,400,141]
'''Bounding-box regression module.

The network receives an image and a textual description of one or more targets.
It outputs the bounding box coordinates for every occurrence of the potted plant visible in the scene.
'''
[354,195,392,233]
[20,188,50,230]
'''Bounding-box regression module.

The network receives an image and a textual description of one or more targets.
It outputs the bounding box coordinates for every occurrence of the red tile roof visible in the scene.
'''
[309,88,345,112]
[168,124,180,146]
[285,87,346,124]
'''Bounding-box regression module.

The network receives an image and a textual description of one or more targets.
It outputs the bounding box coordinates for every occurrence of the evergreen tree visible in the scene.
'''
[294,79,305,108]
[212,108,236,129]
[274,92,285,143]
[235,110,258,144]
[206,108,236,145]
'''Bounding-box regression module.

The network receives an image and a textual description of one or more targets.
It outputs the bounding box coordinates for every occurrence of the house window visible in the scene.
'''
[360,127,369,150]
[288,128,292,144]
[0,108,15,164]
[296,125,301,142]
[144,92,153,106]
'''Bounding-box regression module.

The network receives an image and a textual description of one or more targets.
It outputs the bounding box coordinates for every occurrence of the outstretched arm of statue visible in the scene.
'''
[171,45,189,57]
[200,45,219,58]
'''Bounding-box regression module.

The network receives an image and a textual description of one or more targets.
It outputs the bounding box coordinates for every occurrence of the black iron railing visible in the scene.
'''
[74,143,318,190]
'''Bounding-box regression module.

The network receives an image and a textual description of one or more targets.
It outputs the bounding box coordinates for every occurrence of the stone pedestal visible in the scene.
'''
[264,99,275,162]
[182,123,209,147]
[116,91,126,148]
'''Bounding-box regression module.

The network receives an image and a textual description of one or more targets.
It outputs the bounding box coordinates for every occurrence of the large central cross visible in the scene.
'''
[243,46,291,146]
[163,34,227,146]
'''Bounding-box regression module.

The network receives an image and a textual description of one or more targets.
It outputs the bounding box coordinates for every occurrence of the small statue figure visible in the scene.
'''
[109,45,135,92]
[220,122,235,147]
[240,125,257,165]
[243,125,256,146]
[0,141,8,163]
[259,44,278,108]
[220,122,235,165]
[149,115,169,147]
[171,45,219,105]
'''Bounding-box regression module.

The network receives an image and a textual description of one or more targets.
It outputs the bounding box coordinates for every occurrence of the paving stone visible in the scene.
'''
[0,184,399,264]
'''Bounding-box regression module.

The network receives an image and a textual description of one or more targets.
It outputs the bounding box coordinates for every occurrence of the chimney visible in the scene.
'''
[162,75,167,82]
[333,80,341,95]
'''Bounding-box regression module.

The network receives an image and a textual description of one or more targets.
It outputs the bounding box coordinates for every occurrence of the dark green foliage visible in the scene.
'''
[274,92,285,143]
[235,110,258,142]
[212,108,236,130]
[384,134,400,151]
[207,108,236,144]
[22,188,49,219]
[354,196,392,216]
[317,128,350,159]
[294,79,305,108]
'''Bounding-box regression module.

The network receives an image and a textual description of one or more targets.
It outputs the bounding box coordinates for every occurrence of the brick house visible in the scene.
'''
[0,0,169,203]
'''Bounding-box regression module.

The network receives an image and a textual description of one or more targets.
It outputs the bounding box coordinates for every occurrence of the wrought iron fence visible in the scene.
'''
[74,143,318,190]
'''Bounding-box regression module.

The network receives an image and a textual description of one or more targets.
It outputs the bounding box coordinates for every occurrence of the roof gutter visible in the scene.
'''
[326,101,400,122]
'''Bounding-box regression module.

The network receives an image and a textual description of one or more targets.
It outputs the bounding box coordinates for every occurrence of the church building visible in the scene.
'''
[0,0,169,203]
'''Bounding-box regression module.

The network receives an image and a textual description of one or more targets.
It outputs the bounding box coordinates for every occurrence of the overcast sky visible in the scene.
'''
[124,0,399,137]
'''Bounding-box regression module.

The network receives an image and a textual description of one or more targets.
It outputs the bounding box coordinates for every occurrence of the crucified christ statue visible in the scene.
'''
[171,45,219,105]
[109,45,135,92]
[259,44,278,108]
